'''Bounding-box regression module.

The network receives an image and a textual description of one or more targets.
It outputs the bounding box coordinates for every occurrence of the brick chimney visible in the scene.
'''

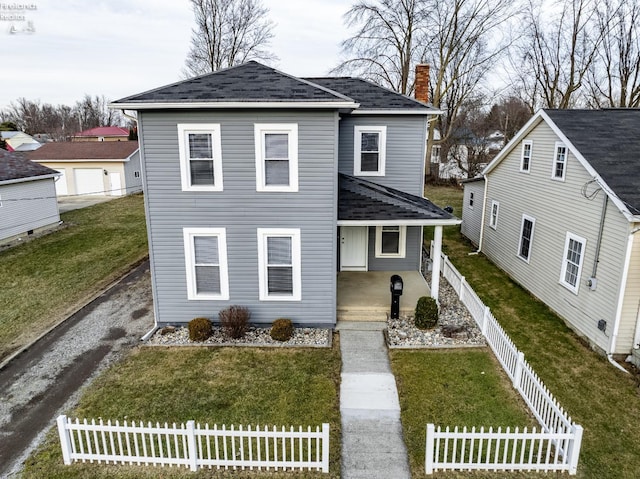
[415,64,430,104]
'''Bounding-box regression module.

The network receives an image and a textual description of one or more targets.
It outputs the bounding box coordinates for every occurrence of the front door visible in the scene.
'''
[109,172,122,196]
[340,226,368,271]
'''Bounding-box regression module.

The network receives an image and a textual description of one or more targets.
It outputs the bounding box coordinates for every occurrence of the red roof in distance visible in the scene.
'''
[74,126,129,137]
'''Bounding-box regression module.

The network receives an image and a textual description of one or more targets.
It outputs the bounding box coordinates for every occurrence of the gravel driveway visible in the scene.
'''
[0,261,154,478]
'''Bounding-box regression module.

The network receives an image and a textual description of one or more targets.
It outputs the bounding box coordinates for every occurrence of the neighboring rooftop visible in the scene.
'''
[338,174,458,222]
[74,126,129,138]
[544,109,640,215]
[0,150,58,183]
[25,141,139,161]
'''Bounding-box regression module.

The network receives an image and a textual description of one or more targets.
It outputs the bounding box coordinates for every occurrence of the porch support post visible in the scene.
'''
[431,226,443,302]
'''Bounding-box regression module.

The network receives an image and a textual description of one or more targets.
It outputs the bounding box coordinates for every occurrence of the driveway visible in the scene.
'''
[0,261,154,478]
[57,195,116,213]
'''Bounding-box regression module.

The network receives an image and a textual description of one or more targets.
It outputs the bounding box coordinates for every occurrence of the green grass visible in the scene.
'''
[418,185,640,478]
[22,345,342,479]
[0,194,148,362]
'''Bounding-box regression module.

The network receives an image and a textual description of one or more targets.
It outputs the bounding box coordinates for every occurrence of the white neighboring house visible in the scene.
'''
[1,131,42,152]
[0,149,60,244]
[461,108,640,365]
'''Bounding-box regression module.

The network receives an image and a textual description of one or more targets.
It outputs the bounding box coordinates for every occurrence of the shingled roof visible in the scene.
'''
[338,174,459,224]
[25,141,139,161]
[0,150,58,184]
[543,109,640,216]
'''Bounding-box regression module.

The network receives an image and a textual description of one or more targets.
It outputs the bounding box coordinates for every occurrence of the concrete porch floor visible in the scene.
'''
[337,271,430,321]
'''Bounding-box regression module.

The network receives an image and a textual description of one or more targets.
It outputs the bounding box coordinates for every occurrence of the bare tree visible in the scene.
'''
[184,0,276,77]
[585,0,640,107]
[332,0,429,95]
[485,96,532,142]
[74,95,121,132]
[512,0,604,110]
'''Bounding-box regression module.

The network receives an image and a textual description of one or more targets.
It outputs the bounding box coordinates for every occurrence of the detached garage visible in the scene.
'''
[26,141,142,197]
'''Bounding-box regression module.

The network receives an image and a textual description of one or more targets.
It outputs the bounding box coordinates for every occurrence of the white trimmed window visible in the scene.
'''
[560,233,586,293]
[469,191,474,208]
[183,228,229,300]
[354,126,386,176]
[489,200,499,229]
[257,228,301,301]
[518,215,536,263]
[375,225,406,258]
[255,124,298,192]
[177,124,223,191]
[521,140,532,172]
[552,142,567,181]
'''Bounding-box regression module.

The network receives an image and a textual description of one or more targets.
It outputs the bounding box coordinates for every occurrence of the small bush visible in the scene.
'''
[415,296,439,330]
[219,306,250,339]
[270,318,294,342]
[188,317,212,342]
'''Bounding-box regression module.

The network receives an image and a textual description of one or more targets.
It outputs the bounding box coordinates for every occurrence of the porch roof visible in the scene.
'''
[338,174,460,226]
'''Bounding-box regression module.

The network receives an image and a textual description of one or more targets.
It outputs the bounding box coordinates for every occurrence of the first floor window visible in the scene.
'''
[183,227,229,300]
[177,124,223,191]
[560,233,586,293]
[375,225,406,258]
[354,126,386,176]
[490,200,499,229]
[258,228,301,300]
[255,124,298,192]
[518,215,535,262]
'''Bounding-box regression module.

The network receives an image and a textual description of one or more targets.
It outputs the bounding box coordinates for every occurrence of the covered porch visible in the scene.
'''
[337,270,431,321]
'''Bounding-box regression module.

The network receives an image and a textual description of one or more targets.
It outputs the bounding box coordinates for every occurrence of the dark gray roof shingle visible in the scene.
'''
[305,77,435,111]
[339,174,456,222]
[544,109,640,215]
[0,150,58,183]
[114,61,354,104]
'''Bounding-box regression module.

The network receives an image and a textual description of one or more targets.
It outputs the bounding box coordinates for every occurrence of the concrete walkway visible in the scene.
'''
[338,321,411,479]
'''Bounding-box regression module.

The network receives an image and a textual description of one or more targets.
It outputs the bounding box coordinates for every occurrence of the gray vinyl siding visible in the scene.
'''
[338,115,427,196]
[0,179,60,241]
[461,180,485,246]
[367,226,421,271]
[482,120,629,354]
[138,109,337,327]
[123,150,143,194]
[618,228,640,352]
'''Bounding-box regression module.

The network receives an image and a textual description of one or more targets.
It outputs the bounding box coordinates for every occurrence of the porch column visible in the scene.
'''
[431,226,443,302]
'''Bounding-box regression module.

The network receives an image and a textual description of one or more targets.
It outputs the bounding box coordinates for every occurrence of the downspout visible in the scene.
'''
[470,174,488,255]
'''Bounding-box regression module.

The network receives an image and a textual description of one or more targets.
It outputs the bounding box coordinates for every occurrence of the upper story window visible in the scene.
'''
[375,225,406,258]
[257,228,301,301]
[518,214,536,263]
[469,191,475,208]
[552,142,567,181]
[183,227,229,300]
[177,124,223,191]
[560,232,586,293]
[489,200,499,229]
[521,140,532,172]
[255,124,298,192]
[354,125,386,176]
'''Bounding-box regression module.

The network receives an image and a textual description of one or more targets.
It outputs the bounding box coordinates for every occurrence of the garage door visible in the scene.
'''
[74,168,104,195]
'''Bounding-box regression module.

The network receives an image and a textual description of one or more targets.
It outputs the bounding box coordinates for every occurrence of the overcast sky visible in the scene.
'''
[0,0,353,110]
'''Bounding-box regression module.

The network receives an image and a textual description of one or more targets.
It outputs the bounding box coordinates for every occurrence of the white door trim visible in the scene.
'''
[340,226,368,271]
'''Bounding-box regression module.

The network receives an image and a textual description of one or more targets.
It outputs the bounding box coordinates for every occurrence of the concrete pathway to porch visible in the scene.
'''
[338,321,411,479]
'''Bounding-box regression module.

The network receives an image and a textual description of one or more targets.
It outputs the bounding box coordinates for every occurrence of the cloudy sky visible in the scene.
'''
[0,0,353,110]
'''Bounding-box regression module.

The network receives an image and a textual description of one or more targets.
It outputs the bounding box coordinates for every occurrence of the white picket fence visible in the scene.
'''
[424,249,583,474]
[57,415,330,473]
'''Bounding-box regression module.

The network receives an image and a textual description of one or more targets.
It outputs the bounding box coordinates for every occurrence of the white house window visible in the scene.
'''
[257,228,301,301]
[552,142,567,180]
[354,126,386,176]
[177,124,223,191]
[255,124,298,192]
[375,225,406,258]
[469,192,474,208]
[183,227,229,300]
[521,141,532,172]
[490,200,499,229]
[560,233,586,293]
[518,215,536,263]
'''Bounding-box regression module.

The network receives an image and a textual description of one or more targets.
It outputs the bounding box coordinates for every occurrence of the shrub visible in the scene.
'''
[270,318,294,342]
[188,317,212,342]
[219,306,251,339]
[414,296,439,330]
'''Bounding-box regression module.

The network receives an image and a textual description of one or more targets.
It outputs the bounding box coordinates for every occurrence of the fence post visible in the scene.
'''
[321,423,330,473]
[459,276,466,303]
[186,420,198,471]
[513,352,525,390]
[567,424,584,475]
[482,306,490,335]
[57,415,73,465]
[425,424,435,474]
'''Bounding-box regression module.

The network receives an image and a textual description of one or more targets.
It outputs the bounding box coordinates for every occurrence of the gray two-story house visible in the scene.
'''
[111,61,458,328]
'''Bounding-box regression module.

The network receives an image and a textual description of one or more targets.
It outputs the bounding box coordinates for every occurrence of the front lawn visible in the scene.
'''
[0,194,148,362]
[423,185,640,478]
[23,345,342,479]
